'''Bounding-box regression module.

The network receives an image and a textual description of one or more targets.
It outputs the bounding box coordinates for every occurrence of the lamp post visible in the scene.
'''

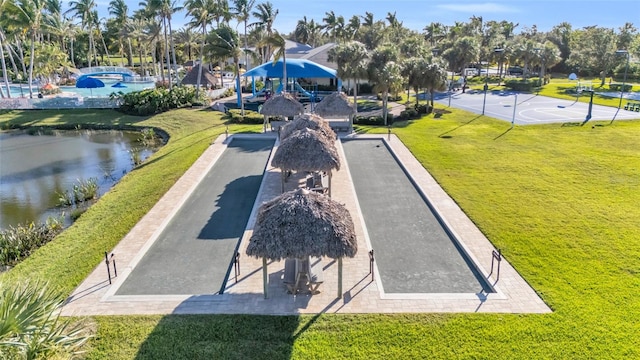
[482,48,504,115]
[616,49,630,110]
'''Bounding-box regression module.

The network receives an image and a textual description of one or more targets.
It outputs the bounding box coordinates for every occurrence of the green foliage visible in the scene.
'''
[0,281,92,358]
[57,178,99,206]
[414,103,432,114]
[226,109,263,124]
[353,115,389,125]
[396,107,419,120]
[504,79,536,91]
[0,218,64,268]
[609,83,633,91]
[117,86,208,116]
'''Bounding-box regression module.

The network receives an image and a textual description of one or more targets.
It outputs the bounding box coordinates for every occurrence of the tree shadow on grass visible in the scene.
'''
[438,115,482,138]
[134,314,300,359]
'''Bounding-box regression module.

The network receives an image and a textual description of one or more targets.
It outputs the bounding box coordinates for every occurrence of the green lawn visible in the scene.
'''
[1,107,639,359]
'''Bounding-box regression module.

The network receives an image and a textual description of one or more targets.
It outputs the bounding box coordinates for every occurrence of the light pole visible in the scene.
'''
[616,49,630,110]
[482,48,504,115]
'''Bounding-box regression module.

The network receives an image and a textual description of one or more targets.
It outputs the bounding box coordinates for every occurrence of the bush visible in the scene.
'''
[353,114,395,125]
[226,109,263,124]
[117,86,208,116]
[609,83,633,92]
[414,103,432,114]
[376,93,402,102]
[397,108,419,121]
[504,79,535,92]
[0,218,64,267]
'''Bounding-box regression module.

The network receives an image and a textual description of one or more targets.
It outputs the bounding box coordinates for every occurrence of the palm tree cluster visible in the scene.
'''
[1,0,638,100]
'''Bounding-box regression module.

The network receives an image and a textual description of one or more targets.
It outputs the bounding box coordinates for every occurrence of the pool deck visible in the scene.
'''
[61,132,550,316]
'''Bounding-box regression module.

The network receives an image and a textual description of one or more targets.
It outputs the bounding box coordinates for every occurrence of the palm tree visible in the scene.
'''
[0,281,91,358]
[368,44,401,125]
[108,0,130,66]
[66,0,97,68]
[231,0,255,71]
[250,1,278,60]
[328,41,368,111]
[294,15,311,45]
[423,62,447,108]
[206,24,246,116]
[13,0,47,98]
[186,0,215,97]
[0,0,14,97]
[263,30,286,91]
[148,0,183,88]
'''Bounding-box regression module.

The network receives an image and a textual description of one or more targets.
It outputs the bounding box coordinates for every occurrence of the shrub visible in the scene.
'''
[397,108,419,121]
[414,103,432,114]
[504,79,535,92]
[353,114,395,125]
[358,83,374,94]
[226,109,263,124]
[117,86,208,116]
[609,83,633,92]
[0,218,64,267]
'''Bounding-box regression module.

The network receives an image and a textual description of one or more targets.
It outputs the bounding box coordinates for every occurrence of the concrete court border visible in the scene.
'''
[61,132,550,316]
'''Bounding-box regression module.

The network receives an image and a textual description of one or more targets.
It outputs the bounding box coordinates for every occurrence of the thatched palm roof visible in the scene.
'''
[246,188,357,261]
[180,63,218,86]
[271,128,340,172]
[314,92,355,118]
[260,93,304,117]
[280,113,336,141]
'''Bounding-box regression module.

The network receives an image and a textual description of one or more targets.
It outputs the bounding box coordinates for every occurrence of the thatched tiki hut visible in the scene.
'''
[271,128,340,196]
[246,188,357,298]
[180,63,218,88]
[279,113,336,142]
[314,92,356,132]
[259,93,304,132]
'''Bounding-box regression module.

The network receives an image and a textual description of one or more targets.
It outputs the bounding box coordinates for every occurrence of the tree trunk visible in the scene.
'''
[27,34,35,98]
[99,31,112,66]
[237,59,245,116]
[70,38,75,67]
[195,24,206,98]
[169,19,178,85]
[382,90,388,125]
[127,38,134,67]
[163,18,172,89]
[0,34,11,98]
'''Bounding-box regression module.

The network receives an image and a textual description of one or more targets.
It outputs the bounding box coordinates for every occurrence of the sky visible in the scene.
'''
[87,0,640,35]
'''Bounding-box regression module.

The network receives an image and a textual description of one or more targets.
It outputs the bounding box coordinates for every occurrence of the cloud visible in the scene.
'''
[436,2,520,14]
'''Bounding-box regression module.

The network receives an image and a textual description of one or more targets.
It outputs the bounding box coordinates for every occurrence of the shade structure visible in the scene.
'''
[112,82,127,88]
[280,113,336,142]
[314,92,355,118]
[247,188,357,260]
[243,58,337,79]
[260,93,304,117]
[76,77,105,96]
[271,127,340,173]
[246,188,357,298]
[180,64,218,87]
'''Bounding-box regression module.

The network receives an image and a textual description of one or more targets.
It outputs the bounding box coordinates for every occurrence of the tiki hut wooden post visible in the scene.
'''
[314,92,356,133]
[246,189,357,299]
[262,258,268,298]
[259,93,304,133]
[271,128,340,196]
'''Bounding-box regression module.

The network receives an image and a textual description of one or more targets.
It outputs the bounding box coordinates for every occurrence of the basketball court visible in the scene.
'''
[435,90,640,125]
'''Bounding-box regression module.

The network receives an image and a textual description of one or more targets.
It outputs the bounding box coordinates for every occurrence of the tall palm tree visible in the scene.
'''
[206,24,246,115]
[13,0,47,98]
[108,0,130,66]
[148,0,182,88]
[231,0,255,71]
[328,40,368,110]
[66,0,97,68]
[0,0,15,97]
[368,43,400,125]
[263,30,286,91]
[250,1,278,61]
[186,0,215,96]
[294,15,311,45]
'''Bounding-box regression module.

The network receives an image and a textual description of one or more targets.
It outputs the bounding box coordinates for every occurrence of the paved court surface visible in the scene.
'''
[61,133,550,315]
[116,138,274,295]
[342,139,490,294]
[435,90,640,125]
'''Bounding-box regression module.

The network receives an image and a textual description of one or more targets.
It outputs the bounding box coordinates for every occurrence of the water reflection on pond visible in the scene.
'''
[0,129,160,229]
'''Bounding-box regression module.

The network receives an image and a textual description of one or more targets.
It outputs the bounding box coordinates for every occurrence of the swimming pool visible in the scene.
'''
[5,79,155,98]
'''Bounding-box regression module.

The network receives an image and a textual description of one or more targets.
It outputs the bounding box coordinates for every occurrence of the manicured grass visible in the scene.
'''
[2,107,640,358]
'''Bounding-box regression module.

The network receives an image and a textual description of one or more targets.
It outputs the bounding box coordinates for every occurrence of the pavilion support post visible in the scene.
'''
[281,171,285,193]
[262,257,268,299]
[328,171,332,198]
[263,116,267,133]
[337,257,343,298]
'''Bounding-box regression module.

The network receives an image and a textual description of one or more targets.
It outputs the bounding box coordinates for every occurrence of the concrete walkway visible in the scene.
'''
[61,132,550,316]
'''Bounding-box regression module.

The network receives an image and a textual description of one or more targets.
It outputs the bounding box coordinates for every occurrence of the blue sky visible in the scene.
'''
[89,0,639,34]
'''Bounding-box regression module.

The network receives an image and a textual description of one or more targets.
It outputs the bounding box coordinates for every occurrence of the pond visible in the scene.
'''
[0,129,159,229]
